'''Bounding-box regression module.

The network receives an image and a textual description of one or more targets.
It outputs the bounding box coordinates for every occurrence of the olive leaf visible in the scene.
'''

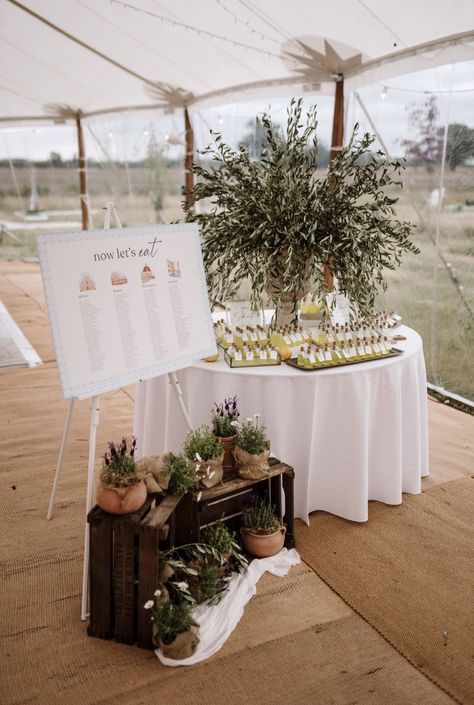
[184,98,418,319]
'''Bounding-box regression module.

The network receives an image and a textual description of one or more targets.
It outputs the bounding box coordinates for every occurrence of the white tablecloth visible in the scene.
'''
[134,326,429,523]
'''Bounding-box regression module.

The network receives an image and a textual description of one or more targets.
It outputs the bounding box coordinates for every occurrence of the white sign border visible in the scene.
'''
[38,223,216,400]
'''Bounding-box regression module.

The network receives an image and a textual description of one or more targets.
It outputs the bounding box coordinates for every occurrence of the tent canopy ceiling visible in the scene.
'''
[1,0,473,123]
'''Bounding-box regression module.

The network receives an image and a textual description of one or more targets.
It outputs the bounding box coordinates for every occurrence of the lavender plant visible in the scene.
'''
[242,496,281,535]
[211,395,240,437]
[100,436,143,488]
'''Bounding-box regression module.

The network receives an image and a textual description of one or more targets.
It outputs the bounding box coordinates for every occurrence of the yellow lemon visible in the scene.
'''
[278,346,292,361]
[202,353,219,362]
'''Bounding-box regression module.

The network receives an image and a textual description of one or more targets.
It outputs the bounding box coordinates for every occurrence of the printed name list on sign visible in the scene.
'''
[37,224,217,400]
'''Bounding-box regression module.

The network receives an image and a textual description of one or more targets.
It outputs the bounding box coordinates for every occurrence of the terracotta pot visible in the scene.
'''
[240,525,286,558]
[95,480,147,515]
[216,434,236,472]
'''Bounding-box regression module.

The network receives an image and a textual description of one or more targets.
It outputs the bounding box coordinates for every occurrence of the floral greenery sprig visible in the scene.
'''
[184,98,418,320]
[100,436,143,488]
[242,496,281,535]
[149,540,248,610]
[183,425,223,462]
[235,415,269,455]
[211,395,240,437]
[163,452,198,495]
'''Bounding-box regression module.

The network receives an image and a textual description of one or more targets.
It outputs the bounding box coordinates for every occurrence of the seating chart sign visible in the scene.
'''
[37,224,216,399]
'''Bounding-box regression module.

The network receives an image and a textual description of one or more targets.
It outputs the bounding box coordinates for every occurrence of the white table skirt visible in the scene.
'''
[134,326,429,523]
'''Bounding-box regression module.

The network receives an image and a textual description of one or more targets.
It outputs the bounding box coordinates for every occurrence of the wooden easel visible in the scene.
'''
[46,202,193,621]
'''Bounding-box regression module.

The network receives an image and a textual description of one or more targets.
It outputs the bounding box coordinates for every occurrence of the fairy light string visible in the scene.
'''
[109,0,283,59]
[214,0,281,45]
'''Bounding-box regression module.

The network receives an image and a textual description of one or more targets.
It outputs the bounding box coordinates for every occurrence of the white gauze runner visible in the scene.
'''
[156,547,300,666]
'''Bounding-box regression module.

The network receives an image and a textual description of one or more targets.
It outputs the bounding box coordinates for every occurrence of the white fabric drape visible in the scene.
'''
[134,326,429,523]
[156,548,300,667]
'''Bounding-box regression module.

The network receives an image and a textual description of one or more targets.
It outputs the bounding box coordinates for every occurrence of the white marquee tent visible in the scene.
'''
[1,0,473,122]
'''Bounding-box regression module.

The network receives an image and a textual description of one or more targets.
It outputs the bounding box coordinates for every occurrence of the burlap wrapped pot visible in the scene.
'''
[136,454,170,494]
[196,454,224,489]
[153,623,200,659]
[234,446,270,480]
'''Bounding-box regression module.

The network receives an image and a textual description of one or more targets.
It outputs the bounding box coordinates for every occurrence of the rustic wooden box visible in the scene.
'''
[179,457,295,548]
[87,492,191,650]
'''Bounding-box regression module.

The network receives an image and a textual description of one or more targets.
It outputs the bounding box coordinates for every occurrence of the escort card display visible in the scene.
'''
[37,224,216,399]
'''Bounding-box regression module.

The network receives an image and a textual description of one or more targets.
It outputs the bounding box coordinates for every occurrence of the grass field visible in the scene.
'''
[1,164,472,399]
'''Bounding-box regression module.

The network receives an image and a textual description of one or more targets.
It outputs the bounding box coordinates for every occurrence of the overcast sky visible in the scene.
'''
[1,61,473,162]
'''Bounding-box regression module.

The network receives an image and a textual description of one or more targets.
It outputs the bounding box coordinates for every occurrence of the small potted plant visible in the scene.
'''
[240,496,285,558]
[211,396,240,472]
[183,425,224,488]
[96,436,146,514]
[234,415,270,480]
[145,592,199,659]
[163,452,198,495]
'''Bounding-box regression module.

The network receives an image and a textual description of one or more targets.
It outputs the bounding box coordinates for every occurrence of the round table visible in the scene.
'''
[134,325,429,523]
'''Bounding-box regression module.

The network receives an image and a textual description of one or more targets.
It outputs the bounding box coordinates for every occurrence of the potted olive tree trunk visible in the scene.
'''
[185,99,419,325]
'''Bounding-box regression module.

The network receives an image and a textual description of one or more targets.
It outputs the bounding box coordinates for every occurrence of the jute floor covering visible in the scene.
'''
[1,261,472,705]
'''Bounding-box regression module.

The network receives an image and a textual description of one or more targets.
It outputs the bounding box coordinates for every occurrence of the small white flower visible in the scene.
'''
[176,581,188,590]
[195,452,202,462]
[154,589,161,597]
[144,600,154,609]
[230,420,238,426]
[254,413,261,420]
[246,417,252,423]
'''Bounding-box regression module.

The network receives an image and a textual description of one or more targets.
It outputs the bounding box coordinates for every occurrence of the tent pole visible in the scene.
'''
[76,113,89,230]
[184,107,194,213]
[325,76,345,291]
[330,76,344,162]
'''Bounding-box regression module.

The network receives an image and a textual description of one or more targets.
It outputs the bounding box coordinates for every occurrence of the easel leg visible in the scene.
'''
[168,372,193,432]
[47,398,75,520]
[81,395,100,621]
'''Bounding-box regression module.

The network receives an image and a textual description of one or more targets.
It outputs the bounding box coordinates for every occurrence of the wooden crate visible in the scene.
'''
[87,492,190,650]
[179,458,295,548]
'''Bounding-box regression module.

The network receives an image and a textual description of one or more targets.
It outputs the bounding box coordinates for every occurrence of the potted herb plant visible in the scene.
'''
[145,592,199,659]
[211,395,240,472]
[163,452,198,495]
[234,415,270,480]
[96,436,146,514]
[183,425,224,488]
[240,496,285,558]
[185,98,418,325]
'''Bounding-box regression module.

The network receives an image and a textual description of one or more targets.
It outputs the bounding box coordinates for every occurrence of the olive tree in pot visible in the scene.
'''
[185,98,418,325]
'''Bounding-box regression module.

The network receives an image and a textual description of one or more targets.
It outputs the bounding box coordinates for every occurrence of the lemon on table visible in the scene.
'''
[202,353,219,362]
[278,346,292,361]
